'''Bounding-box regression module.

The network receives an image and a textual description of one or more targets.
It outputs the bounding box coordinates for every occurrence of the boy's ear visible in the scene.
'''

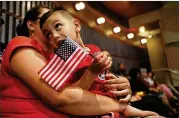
[74,19,81,33]
[27,21,35,31]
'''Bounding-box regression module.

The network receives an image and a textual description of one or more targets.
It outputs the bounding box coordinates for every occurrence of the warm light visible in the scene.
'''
[141,38,147,44]
[136,91,144,97]
[75,2,85,11]
[97,17,105,24]
[139,91,144,96]
[79,2,85,9]
[113,26,121,33]
[75,3,81,11]
[139,26,145,33]
[148,34,152,38]
[127,33,134,39]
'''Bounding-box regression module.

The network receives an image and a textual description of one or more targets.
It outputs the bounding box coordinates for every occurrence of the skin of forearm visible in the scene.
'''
[123,105,157,117]
[57,87,128,116]
[73,69,98,90]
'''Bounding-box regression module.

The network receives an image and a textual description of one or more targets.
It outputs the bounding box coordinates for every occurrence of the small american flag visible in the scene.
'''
[38,36,88,90]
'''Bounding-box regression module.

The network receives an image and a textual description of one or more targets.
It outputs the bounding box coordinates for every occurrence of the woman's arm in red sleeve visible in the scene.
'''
[10,47,127,116]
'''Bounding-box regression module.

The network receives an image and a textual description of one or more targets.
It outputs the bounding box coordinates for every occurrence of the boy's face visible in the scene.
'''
[41,11,81,50]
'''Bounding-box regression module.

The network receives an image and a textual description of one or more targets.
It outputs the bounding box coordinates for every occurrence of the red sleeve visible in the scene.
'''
[85,44,101,54]
[2,36,42,74]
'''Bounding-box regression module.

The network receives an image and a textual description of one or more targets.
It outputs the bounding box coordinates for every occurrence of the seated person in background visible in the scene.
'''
[139,68,177,114]
[39,7,161,118]
[147,72,177,101]
[116,62,128,78]
[129,68,176,116]
[129,68,149,94]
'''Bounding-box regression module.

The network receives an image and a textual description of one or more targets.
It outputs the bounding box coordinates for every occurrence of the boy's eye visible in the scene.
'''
[55,23,62,30]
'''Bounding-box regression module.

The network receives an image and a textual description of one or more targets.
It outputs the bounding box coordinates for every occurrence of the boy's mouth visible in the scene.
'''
[53,39,65,52]
[56,39,65,47]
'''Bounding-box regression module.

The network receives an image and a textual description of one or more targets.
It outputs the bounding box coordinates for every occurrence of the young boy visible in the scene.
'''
[39,7,161,118]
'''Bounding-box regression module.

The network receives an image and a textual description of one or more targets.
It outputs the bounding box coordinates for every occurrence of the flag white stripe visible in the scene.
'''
[48,48,79,85]
[64,52,87,80]
[45,59,64,82]
[39,55,58,76]
[41,55,61,79]
[55,52,87,90]
[52,48,82,87]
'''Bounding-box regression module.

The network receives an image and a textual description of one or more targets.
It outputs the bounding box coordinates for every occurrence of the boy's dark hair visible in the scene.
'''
[40,6,71,29]
[16,5,49,37]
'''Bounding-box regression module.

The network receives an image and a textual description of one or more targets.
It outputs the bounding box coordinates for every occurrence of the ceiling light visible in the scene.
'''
[75,2,85,11]
[100,17,105,24]
[75,3,81,11]
[127,33,134,39]
[79,2,85,9]
[97,17,105,24]
[139,26,145,33]
[148,34,152,38]
[113,26,121,33]
[141,38,147,44]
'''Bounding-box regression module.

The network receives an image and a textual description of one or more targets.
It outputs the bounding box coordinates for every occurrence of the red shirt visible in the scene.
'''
[0,36,68,118]
[70,44,115,98]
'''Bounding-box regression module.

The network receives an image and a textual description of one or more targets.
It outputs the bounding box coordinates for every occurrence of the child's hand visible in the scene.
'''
[89,52,112,75]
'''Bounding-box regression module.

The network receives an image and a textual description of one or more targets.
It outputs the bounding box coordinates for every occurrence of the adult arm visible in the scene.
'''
[10,48,127,116]
[104,74,132,103]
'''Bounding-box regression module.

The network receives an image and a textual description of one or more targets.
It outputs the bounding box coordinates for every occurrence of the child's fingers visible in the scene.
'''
[93,52,103,62]
[101,58,110,68]
[103,60,112,71]
[98,54,108,66]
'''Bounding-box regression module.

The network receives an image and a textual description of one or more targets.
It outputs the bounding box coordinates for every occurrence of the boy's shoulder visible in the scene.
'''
[85,44,101,52]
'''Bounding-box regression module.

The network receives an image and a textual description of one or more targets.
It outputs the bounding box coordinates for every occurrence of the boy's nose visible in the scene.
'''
[52,33,66,46]
[53,32,61,41]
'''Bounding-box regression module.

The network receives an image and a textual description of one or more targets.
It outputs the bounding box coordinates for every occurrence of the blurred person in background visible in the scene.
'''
[116,62,129,79]
[130,68,177,115]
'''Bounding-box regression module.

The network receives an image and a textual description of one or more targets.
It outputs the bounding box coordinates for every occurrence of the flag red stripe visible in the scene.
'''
[55,51,87,90]
[39,55,58,77]
[47,59,65,84]
[43,58,62,81]
[45,59,64,82]
[49,49,81,86]
[53,49,85,89]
